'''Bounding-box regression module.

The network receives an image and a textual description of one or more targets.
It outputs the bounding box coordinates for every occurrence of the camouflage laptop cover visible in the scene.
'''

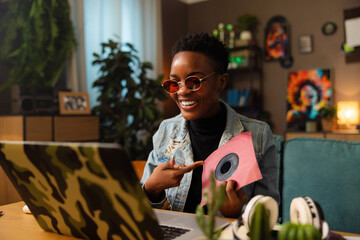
[0,141,163,240]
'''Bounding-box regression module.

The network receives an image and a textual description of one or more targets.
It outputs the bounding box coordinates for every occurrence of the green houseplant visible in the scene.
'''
[237,13,259,31]
[318,103,337,132]
[92,39,167,160]
[0,0,75,91]
[236,13,259,41]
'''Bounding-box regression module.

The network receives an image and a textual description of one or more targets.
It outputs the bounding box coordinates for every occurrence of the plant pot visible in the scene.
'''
[306,121,317,132]
[321,118,334,132]
[240,30,252,41]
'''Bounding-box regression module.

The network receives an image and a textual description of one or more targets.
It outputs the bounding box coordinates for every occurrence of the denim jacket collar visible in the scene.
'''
[165,100,244,159]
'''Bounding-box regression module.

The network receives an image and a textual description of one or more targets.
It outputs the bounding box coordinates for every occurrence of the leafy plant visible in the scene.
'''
[236,13,259,31]
[319,103,337,119]
[0,0,75,91]
[92,39,167,160]
[196,172,226,240]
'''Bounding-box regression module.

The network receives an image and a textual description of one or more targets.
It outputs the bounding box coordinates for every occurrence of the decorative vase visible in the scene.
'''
[321,118,334,132]
[306,121,317,132]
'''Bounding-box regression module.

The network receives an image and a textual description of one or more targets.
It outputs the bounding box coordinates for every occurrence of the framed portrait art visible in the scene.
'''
[264,16,290,61]
[58,91,91,115]
[286,68,333,131]
[264,15,293,68]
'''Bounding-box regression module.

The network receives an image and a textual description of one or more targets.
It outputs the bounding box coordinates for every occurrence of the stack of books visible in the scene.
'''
[227,88,251,107]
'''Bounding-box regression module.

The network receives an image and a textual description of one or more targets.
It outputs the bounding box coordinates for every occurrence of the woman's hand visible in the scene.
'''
[220,180,247,218]
[144,158,203,200]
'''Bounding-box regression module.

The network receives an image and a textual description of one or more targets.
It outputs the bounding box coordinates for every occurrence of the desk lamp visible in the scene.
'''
[337,101,359,132]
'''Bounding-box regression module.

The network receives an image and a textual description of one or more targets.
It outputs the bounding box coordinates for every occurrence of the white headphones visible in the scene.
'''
[290,197,329,240]
[232,195,329,240]
[232,195,278,240]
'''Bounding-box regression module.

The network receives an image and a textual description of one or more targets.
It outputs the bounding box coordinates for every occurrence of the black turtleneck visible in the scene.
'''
[183,103,227,213]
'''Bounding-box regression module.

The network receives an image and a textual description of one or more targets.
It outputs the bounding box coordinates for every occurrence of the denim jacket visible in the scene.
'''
[140,101,280,212]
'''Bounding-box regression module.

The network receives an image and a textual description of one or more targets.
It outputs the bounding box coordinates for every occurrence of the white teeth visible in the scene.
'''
[180,101,196,106]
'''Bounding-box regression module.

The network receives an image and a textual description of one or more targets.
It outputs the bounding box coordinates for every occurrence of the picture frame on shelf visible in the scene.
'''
[298,34,313,53]
[58,91,91,115]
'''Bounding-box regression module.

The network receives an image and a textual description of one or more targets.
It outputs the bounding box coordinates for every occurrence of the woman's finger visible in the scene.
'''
[179,161,204,173]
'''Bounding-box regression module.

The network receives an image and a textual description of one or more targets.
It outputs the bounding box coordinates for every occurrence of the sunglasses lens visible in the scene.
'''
[185,77,201,91]
[163,80,179,93]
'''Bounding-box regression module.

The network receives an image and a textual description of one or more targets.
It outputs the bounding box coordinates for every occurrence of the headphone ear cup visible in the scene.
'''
[314,200,330,239]
[242,195,278,232]
[290,197,322,230]
[313,200,325,222]
[290,196,330,239]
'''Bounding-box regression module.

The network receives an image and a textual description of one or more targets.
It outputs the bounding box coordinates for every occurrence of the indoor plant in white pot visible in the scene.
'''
[236,13,259,41]
[319,103,337,132]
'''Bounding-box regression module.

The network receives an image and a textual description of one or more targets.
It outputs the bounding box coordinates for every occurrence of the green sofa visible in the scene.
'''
[274,136,360,234]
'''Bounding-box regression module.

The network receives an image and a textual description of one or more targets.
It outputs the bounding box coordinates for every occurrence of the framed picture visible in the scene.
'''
[298,35,313,53]
[286,68,333,131]
[58,91,91,115]
[264,15,290,61]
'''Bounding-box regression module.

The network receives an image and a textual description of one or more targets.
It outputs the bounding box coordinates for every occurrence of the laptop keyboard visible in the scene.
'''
[160,225,190,239]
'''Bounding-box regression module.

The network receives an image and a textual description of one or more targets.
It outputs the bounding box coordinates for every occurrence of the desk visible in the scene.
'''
[0,202,80,240]
[1,202,359,240]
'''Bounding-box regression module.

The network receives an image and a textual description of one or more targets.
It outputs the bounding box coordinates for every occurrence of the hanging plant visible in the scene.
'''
[92,39,167,160]
[0,0,75,91]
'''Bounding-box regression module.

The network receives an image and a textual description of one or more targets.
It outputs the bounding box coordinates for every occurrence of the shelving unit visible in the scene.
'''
[285,131,360,141]
[223,43,264,120]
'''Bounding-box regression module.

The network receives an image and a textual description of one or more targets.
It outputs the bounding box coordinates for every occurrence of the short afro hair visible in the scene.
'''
[172,32,229,73]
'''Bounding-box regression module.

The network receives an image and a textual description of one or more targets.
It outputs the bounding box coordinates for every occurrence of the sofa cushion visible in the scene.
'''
[281,137,360,234]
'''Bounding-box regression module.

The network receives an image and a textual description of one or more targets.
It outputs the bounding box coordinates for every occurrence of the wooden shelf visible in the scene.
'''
[285,131,360,141]
[225,44,264,121]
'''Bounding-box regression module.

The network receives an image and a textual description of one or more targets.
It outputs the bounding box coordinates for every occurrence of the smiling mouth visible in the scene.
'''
[179,100,197,107]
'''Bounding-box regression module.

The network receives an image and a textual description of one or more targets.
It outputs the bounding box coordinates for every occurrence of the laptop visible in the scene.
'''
[0,141,229,239]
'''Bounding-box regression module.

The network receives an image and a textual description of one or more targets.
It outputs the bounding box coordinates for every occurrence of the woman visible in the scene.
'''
[140,32,279,218]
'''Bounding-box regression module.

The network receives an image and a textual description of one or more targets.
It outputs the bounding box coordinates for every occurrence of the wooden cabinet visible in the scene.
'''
[0,115,99,205]
[285,131,360,141]
[0,115,99,142]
